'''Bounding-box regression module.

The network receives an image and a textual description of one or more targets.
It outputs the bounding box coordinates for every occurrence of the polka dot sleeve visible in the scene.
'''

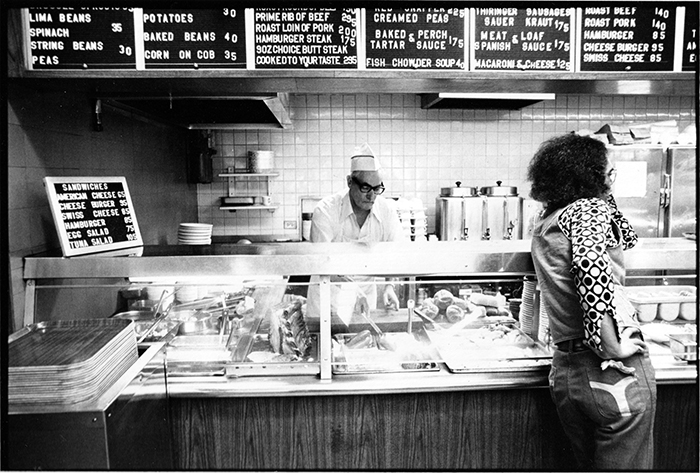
[558,198,622,351]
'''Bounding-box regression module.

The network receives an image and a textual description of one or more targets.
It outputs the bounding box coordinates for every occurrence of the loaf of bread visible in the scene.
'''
[433,289,455,311]
[445,304,465,323]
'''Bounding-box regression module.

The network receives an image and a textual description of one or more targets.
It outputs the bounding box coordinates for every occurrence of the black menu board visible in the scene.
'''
[365,8,466,70]
[578,5,676,72]
[44,177,143,257]
[142,8,246,69]
[26,7,136,69]
[471,7,574,71]
[681,4,698,71]
[252,8,358,69]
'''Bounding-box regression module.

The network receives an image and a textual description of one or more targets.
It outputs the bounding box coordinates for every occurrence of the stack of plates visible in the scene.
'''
[520,280,536,336]
[178,223,213,245]
[8,319,138,406]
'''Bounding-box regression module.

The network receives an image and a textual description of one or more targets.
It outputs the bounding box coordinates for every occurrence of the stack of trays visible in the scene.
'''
[8,319,138,406]
[178,223,212,245]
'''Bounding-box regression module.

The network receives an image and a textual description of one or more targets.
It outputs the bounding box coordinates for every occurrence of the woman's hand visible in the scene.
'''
[589,316,649,360]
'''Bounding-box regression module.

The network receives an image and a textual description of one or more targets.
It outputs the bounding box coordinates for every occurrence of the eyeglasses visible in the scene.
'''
[607,168,618,183]
[352,177,385,195]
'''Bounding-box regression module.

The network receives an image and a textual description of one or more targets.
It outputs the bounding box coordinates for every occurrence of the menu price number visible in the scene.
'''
[554,19,570,32]
[649,8,670,62]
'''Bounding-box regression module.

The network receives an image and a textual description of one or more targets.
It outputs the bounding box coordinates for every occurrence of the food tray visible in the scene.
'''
[668,333,698,362]
[425,323,552,373]
[225,333,319,377]
[331,331,440,374]
[8,319,138,405]
[626,285,696,323]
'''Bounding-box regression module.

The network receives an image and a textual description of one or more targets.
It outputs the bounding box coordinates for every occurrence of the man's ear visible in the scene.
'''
[346,175,352,187]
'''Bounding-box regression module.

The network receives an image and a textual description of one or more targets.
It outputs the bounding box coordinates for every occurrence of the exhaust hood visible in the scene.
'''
[421,92,555,110]
[104,93,293,130]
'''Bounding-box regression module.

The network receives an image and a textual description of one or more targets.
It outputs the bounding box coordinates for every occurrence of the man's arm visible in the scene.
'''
[310,205,334,242]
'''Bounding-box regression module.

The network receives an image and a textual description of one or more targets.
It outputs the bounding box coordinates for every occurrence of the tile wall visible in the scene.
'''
[7,83,197,332]
[201,94,696,240]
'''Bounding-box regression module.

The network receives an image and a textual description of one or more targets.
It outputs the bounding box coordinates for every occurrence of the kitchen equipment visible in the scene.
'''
[668,333,697,362]
[435,182,481,241]
[626,285,697,322]
[436,181,523,241]
[247,150,274,173]
[221,196,255,206]
[479,181,523,241]
[665,146,696,237]
[607,145,666,237]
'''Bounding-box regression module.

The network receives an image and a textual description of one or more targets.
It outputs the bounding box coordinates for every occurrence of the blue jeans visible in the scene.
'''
[549,348,657,470]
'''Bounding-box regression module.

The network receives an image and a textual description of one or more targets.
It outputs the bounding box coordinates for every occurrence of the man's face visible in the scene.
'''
[347,171,384,211]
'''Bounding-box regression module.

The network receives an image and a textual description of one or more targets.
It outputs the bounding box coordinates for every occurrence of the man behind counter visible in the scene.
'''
[307,144,407,317]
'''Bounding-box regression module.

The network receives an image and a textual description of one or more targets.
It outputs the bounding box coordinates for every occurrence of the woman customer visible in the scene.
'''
[527,133,657,470]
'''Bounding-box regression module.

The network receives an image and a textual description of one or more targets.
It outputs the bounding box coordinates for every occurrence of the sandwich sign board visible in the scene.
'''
[44,176,143,257]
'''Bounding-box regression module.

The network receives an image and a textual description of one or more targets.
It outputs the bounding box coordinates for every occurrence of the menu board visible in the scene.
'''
[578,5,676,71]
[471,7,574,71]
[252,8,358,69]
[25,7,136,69]
[44,177,143,257]
[142,8,246,69]
[681,4,698,71]
[20,4,695,73]
[365,8,466,70]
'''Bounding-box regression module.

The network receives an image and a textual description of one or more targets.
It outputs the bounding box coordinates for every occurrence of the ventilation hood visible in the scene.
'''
[421,92,555,110]
[104,93,293,130]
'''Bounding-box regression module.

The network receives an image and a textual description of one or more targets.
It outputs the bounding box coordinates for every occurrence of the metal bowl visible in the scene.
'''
[177,316,221,335]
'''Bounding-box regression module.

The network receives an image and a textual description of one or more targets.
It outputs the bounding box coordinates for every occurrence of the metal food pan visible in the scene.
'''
[226,333,319,377]
[332,331,440,374]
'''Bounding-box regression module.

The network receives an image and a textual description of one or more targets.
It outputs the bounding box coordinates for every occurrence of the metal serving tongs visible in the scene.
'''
[137,289,176,343]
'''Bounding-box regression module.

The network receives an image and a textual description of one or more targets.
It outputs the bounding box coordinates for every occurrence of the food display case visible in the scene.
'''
[18,239,698,470]
[21,239,697,384]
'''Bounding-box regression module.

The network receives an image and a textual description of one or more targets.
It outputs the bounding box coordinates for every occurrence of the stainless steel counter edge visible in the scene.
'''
[23,238,697,279]
[164,357,696,399]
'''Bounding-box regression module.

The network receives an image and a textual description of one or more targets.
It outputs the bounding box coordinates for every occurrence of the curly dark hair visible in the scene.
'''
[527,133,611,211]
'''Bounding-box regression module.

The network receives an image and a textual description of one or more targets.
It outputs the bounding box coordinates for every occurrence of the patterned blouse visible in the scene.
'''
[557,195,639,351]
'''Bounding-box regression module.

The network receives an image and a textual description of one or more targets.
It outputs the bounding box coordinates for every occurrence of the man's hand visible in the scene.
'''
[383,284,399,310]
[354,293,370,317]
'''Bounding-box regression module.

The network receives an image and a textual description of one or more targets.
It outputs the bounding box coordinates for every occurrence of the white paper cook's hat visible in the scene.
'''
[350,143,381,172]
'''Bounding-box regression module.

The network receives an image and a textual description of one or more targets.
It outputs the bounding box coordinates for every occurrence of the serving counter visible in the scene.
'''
[18,238,698,470]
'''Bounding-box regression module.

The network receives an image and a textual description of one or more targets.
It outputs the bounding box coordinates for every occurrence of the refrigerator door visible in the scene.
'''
[666,146,697,237]
[607,146,666,238]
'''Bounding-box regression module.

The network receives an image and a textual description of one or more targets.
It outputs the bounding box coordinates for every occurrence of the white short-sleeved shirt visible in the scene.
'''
[310,190,405,243]
[307,190,406,317]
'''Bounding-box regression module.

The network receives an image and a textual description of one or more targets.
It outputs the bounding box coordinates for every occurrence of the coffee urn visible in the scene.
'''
[479,181,523,240]
[435,182,483,241]
[436,181,523,241]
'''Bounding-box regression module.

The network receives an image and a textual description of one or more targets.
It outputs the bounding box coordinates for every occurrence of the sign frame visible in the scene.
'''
[44,176,143,257]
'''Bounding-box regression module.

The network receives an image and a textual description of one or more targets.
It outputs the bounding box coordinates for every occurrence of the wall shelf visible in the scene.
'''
[218,172,278,213]
[219,205,278,213]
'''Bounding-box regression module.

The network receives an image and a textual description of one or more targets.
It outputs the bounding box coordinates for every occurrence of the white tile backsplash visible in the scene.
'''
[200,94,696,240]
